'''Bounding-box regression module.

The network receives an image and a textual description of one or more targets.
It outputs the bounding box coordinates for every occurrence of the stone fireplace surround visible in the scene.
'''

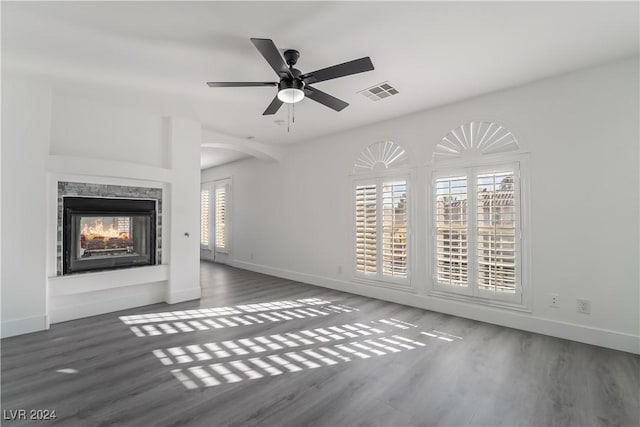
[57,181,162,276]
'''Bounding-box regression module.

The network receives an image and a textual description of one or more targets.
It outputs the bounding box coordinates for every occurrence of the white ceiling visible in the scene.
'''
[3,1,638,168]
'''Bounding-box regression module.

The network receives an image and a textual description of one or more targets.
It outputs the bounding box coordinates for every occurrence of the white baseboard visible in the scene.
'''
[166,287,201,304]
[50,287,165,323]
[1,314,49,338]
[232,260,640,354]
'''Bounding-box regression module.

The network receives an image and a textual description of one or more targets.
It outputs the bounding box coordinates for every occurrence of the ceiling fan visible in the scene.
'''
[206,38,374,115]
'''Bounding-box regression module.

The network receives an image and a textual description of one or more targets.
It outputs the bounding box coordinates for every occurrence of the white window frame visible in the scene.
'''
[213,179,231,254]
[352,170,414,291]
[200,186,212,250]
[428,155,531,311]
[201,178,231,256]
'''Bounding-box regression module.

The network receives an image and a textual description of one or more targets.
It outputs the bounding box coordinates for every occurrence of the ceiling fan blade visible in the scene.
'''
[304,86,349,112]
[263,94,284,115]
[250,38,292,79]
[300,57,374,84]
[207,82,277,87]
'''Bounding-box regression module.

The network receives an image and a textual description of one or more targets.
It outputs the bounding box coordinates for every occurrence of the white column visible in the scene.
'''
[1,78,51,337]
[166,117,202,303]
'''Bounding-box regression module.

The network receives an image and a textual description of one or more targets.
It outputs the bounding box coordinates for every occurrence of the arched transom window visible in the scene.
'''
[354,140,408,174]
[433,121,519,162]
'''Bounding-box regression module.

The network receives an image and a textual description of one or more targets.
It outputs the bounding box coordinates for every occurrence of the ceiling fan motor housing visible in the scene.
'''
[278,76,304,92]
[283,49,300,66]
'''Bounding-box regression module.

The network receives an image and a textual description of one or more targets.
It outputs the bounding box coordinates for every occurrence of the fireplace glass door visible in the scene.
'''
[63,197,156,274]
[74,215,150,264]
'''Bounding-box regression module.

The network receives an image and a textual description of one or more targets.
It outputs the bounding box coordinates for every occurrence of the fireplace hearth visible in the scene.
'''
[63,197,157,274]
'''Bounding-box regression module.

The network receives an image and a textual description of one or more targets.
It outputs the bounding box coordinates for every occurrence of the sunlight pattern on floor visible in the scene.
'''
[421,330,464,342]
[120,298,354,325]
[375,318,418,329]
[170,335,427,389]
[153,322,387,365]
[126,301,359,337]
[126,294,462,390]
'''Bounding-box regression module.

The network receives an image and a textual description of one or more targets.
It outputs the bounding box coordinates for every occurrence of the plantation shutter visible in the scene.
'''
[433,163,521,304]
[476,171,517,294]
[382,180,407,278]
[435,176,468,287]
[215,185,226,250]
[200,189,210,247]
[355,183,377,273]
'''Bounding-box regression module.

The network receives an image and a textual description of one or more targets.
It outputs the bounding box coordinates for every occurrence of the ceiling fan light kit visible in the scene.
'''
[206,38,374,119]
[277,82,305,104]
[277,88,304,104]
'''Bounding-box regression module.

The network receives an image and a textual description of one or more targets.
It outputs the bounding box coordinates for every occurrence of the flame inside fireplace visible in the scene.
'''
[81,218,129,240]
[80,217,133,255]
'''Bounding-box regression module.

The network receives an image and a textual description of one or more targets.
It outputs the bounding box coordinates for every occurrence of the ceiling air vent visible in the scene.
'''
[358,81,399,101]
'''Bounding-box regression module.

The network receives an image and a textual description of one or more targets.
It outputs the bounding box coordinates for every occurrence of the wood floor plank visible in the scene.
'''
[1,261,638,426]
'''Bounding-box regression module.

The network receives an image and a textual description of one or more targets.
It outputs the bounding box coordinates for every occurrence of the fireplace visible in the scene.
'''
[63,197,157,274]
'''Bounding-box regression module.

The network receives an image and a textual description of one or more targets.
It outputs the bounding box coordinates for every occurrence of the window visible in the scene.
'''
[352,141,411,288]
[201,178,231,255]
[354,177,409,285]
[355,183,377,273]
[435,175,468,287]
[476,170,517,294]
[382,181,408,278]
[430,121,527,308]
[214,183,226,250]
[200,189,210,248]
[433,163,521,304]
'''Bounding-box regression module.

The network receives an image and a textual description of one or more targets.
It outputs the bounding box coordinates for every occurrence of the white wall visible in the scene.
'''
[1,74,202,337]
[1,78,51,336]
[50,92,170,168]
[202,57,640,353]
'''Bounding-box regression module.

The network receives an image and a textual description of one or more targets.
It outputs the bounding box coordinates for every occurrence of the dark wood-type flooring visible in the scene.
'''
[2,262,638,426]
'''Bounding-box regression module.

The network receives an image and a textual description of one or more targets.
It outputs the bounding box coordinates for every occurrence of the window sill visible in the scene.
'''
[352,276,416,293]
[428,289,531,313]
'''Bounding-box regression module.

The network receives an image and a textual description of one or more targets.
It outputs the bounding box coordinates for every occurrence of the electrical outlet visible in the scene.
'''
[577,299,591,314]
[548,293,559,308]
[337,265,343,274]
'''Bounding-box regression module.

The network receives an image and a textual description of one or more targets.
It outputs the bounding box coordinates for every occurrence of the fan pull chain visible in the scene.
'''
[292,100,295,123]
[287,102,290,133]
